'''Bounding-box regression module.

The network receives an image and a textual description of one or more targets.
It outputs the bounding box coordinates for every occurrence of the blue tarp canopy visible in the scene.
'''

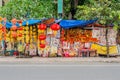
[4,18,97,29]
[60,19,98,29]
[4,19,41,28]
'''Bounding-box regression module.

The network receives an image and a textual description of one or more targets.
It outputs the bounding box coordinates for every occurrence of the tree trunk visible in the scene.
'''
[70,0,79,19]
[116,29,120,44]
[106,27,109,57]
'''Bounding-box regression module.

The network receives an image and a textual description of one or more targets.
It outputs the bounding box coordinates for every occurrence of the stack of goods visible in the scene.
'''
[60,28,97,57]
[48,24,60,57]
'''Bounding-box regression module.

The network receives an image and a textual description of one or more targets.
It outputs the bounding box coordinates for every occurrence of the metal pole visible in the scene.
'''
[58,0,63,19]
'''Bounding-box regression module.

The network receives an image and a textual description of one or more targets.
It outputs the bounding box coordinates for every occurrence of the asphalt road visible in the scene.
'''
[0,63,120,80]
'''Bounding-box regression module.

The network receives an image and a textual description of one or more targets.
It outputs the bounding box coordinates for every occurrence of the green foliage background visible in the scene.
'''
[0,0,120,27]
[0,0,56,21]
[75,0,120,26]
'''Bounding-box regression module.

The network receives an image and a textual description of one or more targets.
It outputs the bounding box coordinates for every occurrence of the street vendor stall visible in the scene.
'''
[59,19,98,57]
[2,17,116,57]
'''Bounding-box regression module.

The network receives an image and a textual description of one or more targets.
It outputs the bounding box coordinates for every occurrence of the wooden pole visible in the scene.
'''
[106,27,109,57]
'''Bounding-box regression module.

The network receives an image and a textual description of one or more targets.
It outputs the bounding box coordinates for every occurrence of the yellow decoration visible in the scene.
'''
[34,38,37,42]
[41,40,45,44]
[91,44,118,55]
[6,34,9,37]
[30,39,33,43]
[17,38,20,41]
[19,31,23,33]
[53,31,57,35]
[33,36,37,38]
[6,38,10,42]
[30,31,32,34]
[11,39,14,42]
[38,30,41,33]
[22,39,24,43]
[18,37,23,41]
[32,32,36,35]
[30,44,34,49]
[41,30,44,33]
[38,30,45,34]
[33,29,36,31]
[30,26,32,30]
[26,40,29,43]
[26,37,29,40]
[25,27,29,30]
[25,31,29,34]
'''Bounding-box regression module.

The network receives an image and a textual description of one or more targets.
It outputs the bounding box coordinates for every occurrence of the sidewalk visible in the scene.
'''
[0,56,120,64]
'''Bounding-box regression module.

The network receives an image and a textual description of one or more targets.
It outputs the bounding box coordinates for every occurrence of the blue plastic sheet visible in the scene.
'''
[4,18,97,29]
[59,19,98,29]
[4,19,41,28]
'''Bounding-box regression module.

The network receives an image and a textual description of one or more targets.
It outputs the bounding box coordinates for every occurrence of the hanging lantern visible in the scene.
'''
[39,34,46,40]
[11,25,17,31]
[50,23,60,31]
[38,24,46,30]
[40,44,45,48]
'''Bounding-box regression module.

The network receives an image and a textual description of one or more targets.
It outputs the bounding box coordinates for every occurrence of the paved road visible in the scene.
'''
[0,63,120,80]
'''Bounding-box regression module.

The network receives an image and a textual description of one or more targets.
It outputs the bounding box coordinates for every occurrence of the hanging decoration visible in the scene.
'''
[38,24,46,30]
[17,20,24,42]
[11,18,17,41]
[40,44,46,48]
[50,23,60,35]
[38,23,47,50]
[0,17,7,41]
[25,22,30,43]
[39,34,46,40]
[38,24,46,34]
